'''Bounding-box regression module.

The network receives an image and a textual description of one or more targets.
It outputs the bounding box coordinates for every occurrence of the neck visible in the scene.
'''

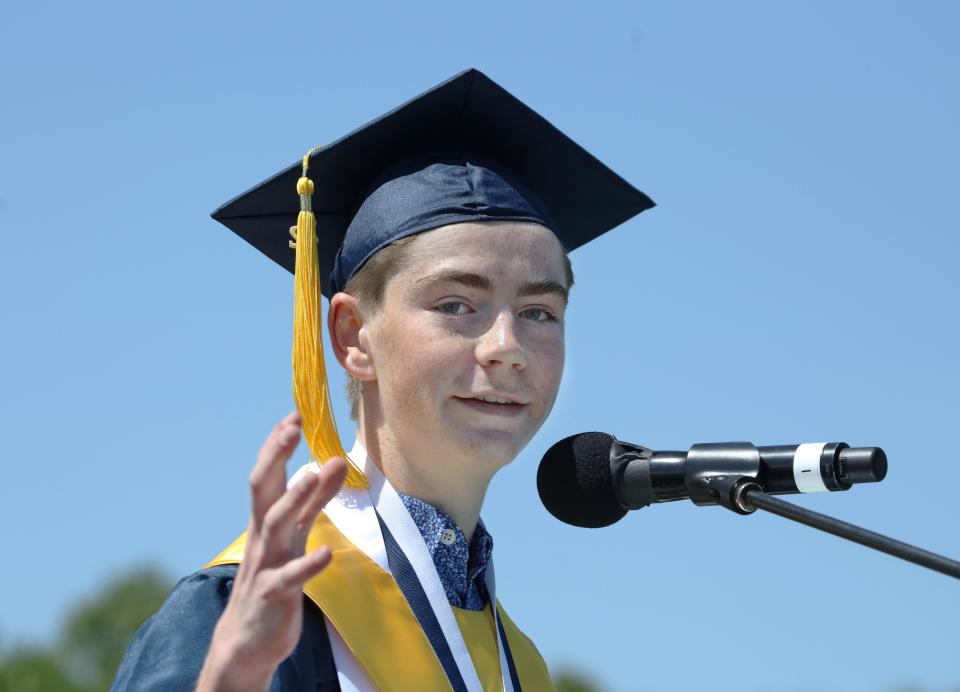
[358,425,494,545]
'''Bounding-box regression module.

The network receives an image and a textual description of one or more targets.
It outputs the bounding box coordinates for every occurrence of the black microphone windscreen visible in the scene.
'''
[537,432,628,528]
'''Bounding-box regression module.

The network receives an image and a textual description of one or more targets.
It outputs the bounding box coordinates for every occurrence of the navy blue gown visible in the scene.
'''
[110,565,340,691]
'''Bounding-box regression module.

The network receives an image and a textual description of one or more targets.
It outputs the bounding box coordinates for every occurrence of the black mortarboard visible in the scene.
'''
[211,68,654,297]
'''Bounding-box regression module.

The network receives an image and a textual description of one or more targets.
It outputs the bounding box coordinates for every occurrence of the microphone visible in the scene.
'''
[536,433,887,528]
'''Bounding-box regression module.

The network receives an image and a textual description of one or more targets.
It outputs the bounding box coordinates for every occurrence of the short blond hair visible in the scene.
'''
[341,233,574,421]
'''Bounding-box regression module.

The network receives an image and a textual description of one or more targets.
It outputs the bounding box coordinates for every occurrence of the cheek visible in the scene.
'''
[527,334,566,397]
[376,317,468,403]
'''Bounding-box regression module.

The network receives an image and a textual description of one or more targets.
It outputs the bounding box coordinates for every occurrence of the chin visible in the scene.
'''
[454,428,532,469]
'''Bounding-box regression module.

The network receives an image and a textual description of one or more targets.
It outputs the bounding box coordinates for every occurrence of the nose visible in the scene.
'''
[475,310,527,370]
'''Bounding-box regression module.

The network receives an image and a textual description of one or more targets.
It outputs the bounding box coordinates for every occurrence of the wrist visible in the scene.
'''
[197,630,274,692]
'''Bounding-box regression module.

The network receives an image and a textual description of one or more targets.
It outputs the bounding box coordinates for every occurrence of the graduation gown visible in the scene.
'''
[112,442,553,691]
[110,563,339,691]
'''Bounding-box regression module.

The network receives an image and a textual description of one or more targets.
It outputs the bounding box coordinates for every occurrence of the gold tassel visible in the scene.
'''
[291,147,368,488]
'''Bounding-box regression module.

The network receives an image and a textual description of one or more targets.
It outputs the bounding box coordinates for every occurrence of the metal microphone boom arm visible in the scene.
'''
[701,474,960,581]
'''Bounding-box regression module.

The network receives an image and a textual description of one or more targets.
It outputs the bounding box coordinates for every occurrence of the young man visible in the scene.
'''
[112,69,653,691]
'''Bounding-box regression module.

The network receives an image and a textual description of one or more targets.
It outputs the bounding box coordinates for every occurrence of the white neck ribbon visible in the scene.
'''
[315,440,516,692]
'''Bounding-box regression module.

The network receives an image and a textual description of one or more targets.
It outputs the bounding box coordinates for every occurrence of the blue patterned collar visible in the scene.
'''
[396,492,494,611]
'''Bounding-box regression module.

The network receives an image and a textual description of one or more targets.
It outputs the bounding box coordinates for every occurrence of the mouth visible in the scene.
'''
[453,394,529,417]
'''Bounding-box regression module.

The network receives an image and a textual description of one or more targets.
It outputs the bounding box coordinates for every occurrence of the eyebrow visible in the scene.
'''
[415,270,569,303]
[518,278,569,303]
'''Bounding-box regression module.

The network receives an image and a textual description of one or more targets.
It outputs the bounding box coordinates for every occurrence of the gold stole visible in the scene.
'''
[207,511,554,691]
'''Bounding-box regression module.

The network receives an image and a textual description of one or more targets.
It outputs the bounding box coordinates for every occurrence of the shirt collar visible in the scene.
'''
[396,491,494,609]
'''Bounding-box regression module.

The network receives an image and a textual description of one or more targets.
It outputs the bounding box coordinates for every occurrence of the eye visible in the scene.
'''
[435,301,473,316]
[519,307,557,322]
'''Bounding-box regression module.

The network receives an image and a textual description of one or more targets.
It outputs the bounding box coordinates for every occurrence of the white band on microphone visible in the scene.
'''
[793,442,829,493]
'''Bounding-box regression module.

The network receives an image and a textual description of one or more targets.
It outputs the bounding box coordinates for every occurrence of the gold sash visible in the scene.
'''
[207,511,554,691]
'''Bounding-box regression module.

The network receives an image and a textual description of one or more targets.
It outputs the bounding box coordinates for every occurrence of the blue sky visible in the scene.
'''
[1,2,958,690]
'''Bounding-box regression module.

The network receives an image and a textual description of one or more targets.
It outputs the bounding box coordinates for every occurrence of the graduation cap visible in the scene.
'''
[212,68,654,296]
[210,68,654,487]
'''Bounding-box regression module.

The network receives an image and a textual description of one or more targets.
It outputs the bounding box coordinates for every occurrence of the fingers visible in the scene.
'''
[276,546,333,590]
[249,412,302,533]
[259,471,319,563]
[292,457,349,554]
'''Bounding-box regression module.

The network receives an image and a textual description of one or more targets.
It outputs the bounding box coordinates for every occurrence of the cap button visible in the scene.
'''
[296,177,315,195]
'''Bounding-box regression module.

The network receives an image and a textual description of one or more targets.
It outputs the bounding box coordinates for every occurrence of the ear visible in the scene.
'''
[328,292,376,381]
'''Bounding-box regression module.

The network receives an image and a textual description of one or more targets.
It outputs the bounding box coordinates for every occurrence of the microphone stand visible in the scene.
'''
[704,475,960,580]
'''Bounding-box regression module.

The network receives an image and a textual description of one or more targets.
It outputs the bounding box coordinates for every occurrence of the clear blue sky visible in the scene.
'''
[2,2,958,691]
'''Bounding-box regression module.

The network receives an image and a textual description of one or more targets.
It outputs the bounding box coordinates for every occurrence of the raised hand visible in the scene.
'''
[197,412,348,692]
